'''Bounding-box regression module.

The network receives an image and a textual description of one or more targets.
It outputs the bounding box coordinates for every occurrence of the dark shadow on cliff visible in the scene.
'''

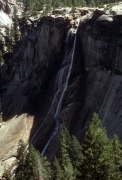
[68,30,89,144]
[27,30,89,158]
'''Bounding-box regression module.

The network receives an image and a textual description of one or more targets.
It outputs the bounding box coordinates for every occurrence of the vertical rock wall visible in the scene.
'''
[75,9,122,141]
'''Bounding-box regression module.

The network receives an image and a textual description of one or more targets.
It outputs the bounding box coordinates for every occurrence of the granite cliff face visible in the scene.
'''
[77,8,122,141]
[79,9,122,74]
[1,5,122,164]
[1,16,66,118]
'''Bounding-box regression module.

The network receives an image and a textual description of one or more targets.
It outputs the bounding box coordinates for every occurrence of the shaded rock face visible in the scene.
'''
[1,8,122,159]
[1,17,66,119]
[79,10,122,75]
[75,9,122,141]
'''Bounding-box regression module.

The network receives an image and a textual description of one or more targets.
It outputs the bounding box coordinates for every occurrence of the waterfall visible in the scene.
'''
[29,19,80,156]
[41,19,80,156]
[54,28,77,92]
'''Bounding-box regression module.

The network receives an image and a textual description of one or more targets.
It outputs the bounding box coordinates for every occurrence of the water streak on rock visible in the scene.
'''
[41,19,80,156]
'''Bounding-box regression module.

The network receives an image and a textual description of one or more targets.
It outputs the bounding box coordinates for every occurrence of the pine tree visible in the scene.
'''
[23,145,40,180]
[40,156,52,180]
[52,157,64,180]
[81,113,121,180]
[85,0,91,6]
[59,128,76,180]
[91,0,95,6]
[15,140,27,180]
[80,0,86,7]
[60,128,83,178]
[112,135,122,178]
[52,128,83,180]
[15,140,51,180]
[68,135,83,178]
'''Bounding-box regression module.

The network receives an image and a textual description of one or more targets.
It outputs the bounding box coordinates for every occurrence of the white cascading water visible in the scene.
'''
[29,19,80,156]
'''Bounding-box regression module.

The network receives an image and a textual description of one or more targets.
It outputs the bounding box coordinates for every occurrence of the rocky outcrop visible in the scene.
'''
[0,0,23,53]
[1,4,122,164]
[0,114,34,177]
[111,4,122,16]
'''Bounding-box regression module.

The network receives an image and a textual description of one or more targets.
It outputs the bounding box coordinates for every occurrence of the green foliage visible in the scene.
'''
[70,6,76,13]
[53,113,122,180]
[19,145,41,180]
[58,128,76,180]
[52,128,83,180]
[40,156,52,180]
[52,157,64,180]
[68,135,83,178]
[81,113,121,180]
[2,140,51,180]
[16,0,122,15]
[106,2,119,8]
[2,168,11,180]
[112,135,122,175]
[15,140,27,179]
[16,0,86,13]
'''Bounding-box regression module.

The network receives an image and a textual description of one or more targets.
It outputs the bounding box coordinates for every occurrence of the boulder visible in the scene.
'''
[111,4,122,16]
[97,14,113,22]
